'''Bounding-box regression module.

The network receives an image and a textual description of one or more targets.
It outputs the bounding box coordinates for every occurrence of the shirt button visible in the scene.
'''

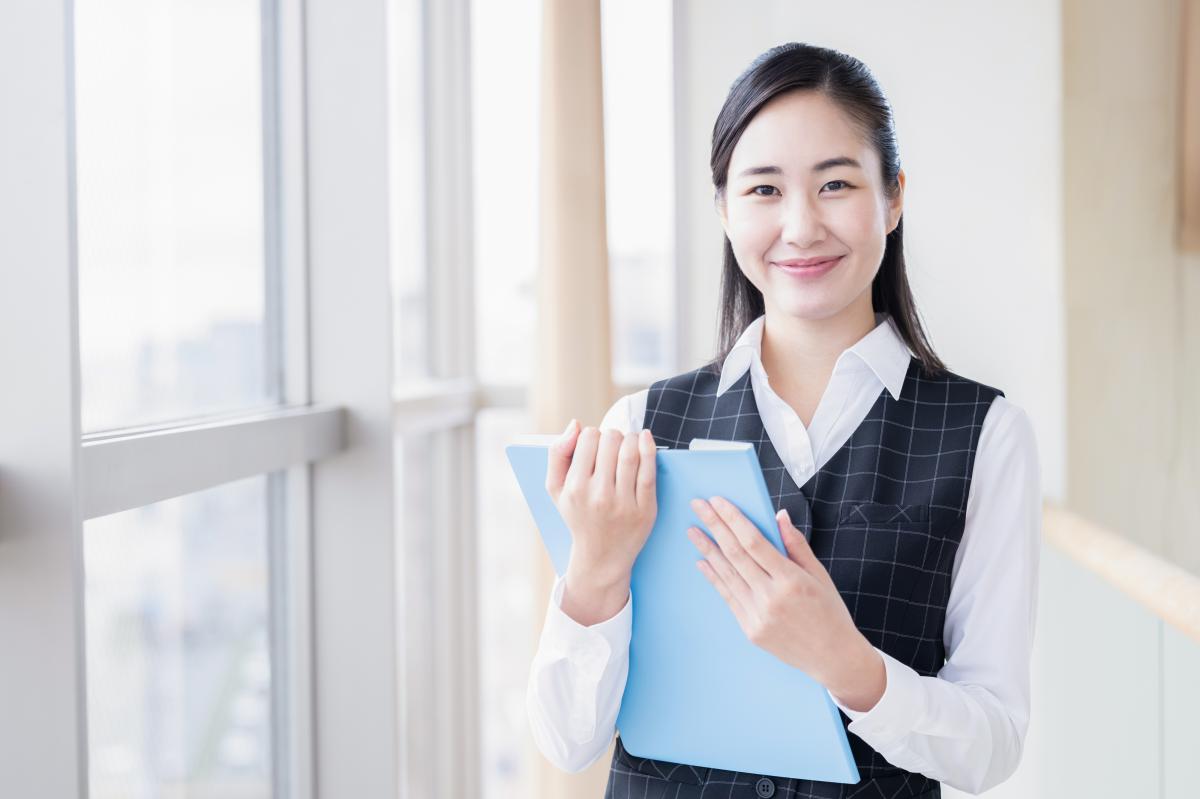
[755,777,776,797]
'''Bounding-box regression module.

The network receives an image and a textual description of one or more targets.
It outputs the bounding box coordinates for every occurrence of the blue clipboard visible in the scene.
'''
[505,435,860,783]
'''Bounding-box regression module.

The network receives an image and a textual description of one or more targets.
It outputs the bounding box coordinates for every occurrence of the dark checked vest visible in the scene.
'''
[605,356,1003,799]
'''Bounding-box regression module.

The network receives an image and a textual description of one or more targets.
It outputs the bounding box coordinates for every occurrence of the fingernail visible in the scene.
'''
[561,418,575,437]
[781,508,792,525]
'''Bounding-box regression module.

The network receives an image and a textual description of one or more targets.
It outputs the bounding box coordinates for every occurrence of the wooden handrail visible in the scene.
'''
[1043,502,1200,644]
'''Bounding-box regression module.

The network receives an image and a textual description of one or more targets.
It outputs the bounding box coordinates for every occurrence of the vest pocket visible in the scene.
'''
[827,502,942,662]
[837,501,930,527]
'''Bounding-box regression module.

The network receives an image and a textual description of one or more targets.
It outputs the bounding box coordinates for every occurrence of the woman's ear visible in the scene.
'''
[714,190,729,236]
[887,169,905,234]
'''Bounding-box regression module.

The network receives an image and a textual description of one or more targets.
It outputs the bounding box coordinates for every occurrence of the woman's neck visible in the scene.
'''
[758,299,878,426]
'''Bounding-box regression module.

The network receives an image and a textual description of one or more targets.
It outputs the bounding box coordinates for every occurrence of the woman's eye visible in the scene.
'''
[749,181,851,196]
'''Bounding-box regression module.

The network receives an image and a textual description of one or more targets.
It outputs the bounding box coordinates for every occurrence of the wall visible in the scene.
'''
[1062,0,1200,576]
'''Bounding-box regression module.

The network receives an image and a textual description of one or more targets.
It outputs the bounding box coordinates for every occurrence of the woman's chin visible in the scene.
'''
[768,293,846,322]
[764,273,873,323]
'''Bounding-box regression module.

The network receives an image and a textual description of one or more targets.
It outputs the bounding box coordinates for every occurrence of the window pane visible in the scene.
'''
[475,408,537,798]
[602,0,676,384]
[74,0,271,433]
[471,0,540,385]
[84,474,274,798]
[390,0,430,385]
[471,0,675,387]
[394,431,439,797]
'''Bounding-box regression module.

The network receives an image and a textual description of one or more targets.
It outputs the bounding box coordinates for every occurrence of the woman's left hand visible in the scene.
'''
[686,496,886,712]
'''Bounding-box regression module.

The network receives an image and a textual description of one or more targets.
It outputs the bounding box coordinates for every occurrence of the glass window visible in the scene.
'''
[74,0,271,433]
[474,408,537,798]
[470,0,541,386]
[601,0,676,384]
[84,474,274,798]
[470,0,542,383]
[394,431,439,796]
[470,0,675,388]
[390,0,430,385]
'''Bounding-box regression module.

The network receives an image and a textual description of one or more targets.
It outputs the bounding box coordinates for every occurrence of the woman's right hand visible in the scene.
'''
[545,419,659,625]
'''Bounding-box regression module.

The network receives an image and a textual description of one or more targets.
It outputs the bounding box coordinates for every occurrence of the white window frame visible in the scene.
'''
[0,0,413,795]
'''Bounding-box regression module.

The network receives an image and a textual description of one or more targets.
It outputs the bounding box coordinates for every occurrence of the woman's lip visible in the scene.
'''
[772,255,844,276]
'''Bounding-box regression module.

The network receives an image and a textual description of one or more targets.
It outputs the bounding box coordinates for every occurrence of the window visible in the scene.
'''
[75,0,273,434]
[85,474,275,798]
[1,1,670,795]
[67,1,323,796]
[601,0,676,385]
[470,0,541,388]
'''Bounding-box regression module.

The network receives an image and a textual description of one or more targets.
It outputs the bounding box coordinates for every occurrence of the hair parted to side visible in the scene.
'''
[704,41,946,377]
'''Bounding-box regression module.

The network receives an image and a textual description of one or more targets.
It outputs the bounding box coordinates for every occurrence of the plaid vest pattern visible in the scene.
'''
[605,356,1004,799]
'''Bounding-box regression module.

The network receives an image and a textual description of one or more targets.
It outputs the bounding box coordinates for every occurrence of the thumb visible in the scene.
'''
[544,418,579,499]
[634,428,658,510]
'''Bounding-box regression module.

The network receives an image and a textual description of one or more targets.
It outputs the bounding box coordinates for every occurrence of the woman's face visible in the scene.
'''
[717,89,904,322]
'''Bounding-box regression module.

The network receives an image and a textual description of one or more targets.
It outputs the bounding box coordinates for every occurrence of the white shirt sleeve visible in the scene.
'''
[525,391,647,773]
[825,395,1042,794]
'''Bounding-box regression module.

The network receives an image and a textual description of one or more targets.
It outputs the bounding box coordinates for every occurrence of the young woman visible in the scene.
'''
[527,42,1040,799]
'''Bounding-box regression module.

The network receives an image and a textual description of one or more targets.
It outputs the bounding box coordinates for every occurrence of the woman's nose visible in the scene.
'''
[779,195,826,248]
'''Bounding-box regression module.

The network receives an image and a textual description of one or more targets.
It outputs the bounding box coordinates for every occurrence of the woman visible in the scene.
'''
[527,42,1040,799]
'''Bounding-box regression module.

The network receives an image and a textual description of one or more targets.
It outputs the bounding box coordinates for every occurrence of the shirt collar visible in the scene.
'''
[715,312,912,401]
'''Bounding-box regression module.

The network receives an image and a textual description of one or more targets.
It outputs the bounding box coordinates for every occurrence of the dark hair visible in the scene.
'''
[704,42,945,377]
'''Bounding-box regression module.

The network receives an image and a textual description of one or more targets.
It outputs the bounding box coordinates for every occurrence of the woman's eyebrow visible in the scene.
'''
[812,156,862,172]
[734,157,862,179]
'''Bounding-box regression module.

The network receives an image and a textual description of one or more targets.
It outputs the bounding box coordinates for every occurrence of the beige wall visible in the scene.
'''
[1063,0,1200,577]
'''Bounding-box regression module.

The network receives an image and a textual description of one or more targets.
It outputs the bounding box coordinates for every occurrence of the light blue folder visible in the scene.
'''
[505,436,860,783]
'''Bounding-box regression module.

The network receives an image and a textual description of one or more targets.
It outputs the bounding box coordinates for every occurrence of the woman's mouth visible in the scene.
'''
[772,255,844,278]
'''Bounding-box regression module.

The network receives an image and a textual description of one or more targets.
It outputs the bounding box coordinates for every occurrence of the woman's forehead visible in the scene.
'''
[730,92,872,175]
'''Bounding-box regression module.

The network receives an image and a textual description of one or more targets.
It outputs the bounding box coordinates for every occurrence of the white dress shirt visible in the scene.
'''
[525,312,1042,795]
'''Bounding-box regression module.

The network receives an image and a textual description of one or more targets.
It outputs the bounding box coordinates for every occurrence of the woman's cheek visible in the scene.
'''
[730,199,775,230]
[728,212,777,263]
[841,197,886,246]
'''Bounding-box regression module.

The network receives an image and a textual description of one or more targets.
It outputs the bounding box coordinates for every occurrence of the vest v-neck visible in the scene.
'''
[742,359,909,501]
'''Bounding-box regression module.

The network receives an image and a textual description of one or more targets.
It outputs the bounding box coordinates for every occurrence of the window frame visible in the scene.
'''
[0,0,341,796]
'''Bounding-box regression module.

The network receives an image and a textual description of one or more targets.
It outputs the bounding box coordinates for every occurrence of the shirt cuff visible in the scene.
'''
[545,572,633,652]
[828,646,924,746]
[537,574,633,743]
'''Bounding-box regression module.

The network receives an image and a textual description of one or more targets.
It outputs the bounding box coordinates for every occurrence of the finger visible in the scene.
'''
[687,525,756,611]
[634,429,657,510]
[689,497,772,592]
[544,419,579,497]
[777,508,828,580]
[695,557,754,630]
[708,496,795,579]
[564,425,600,487]
[613,432,641,500]
[592,428,624,493]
